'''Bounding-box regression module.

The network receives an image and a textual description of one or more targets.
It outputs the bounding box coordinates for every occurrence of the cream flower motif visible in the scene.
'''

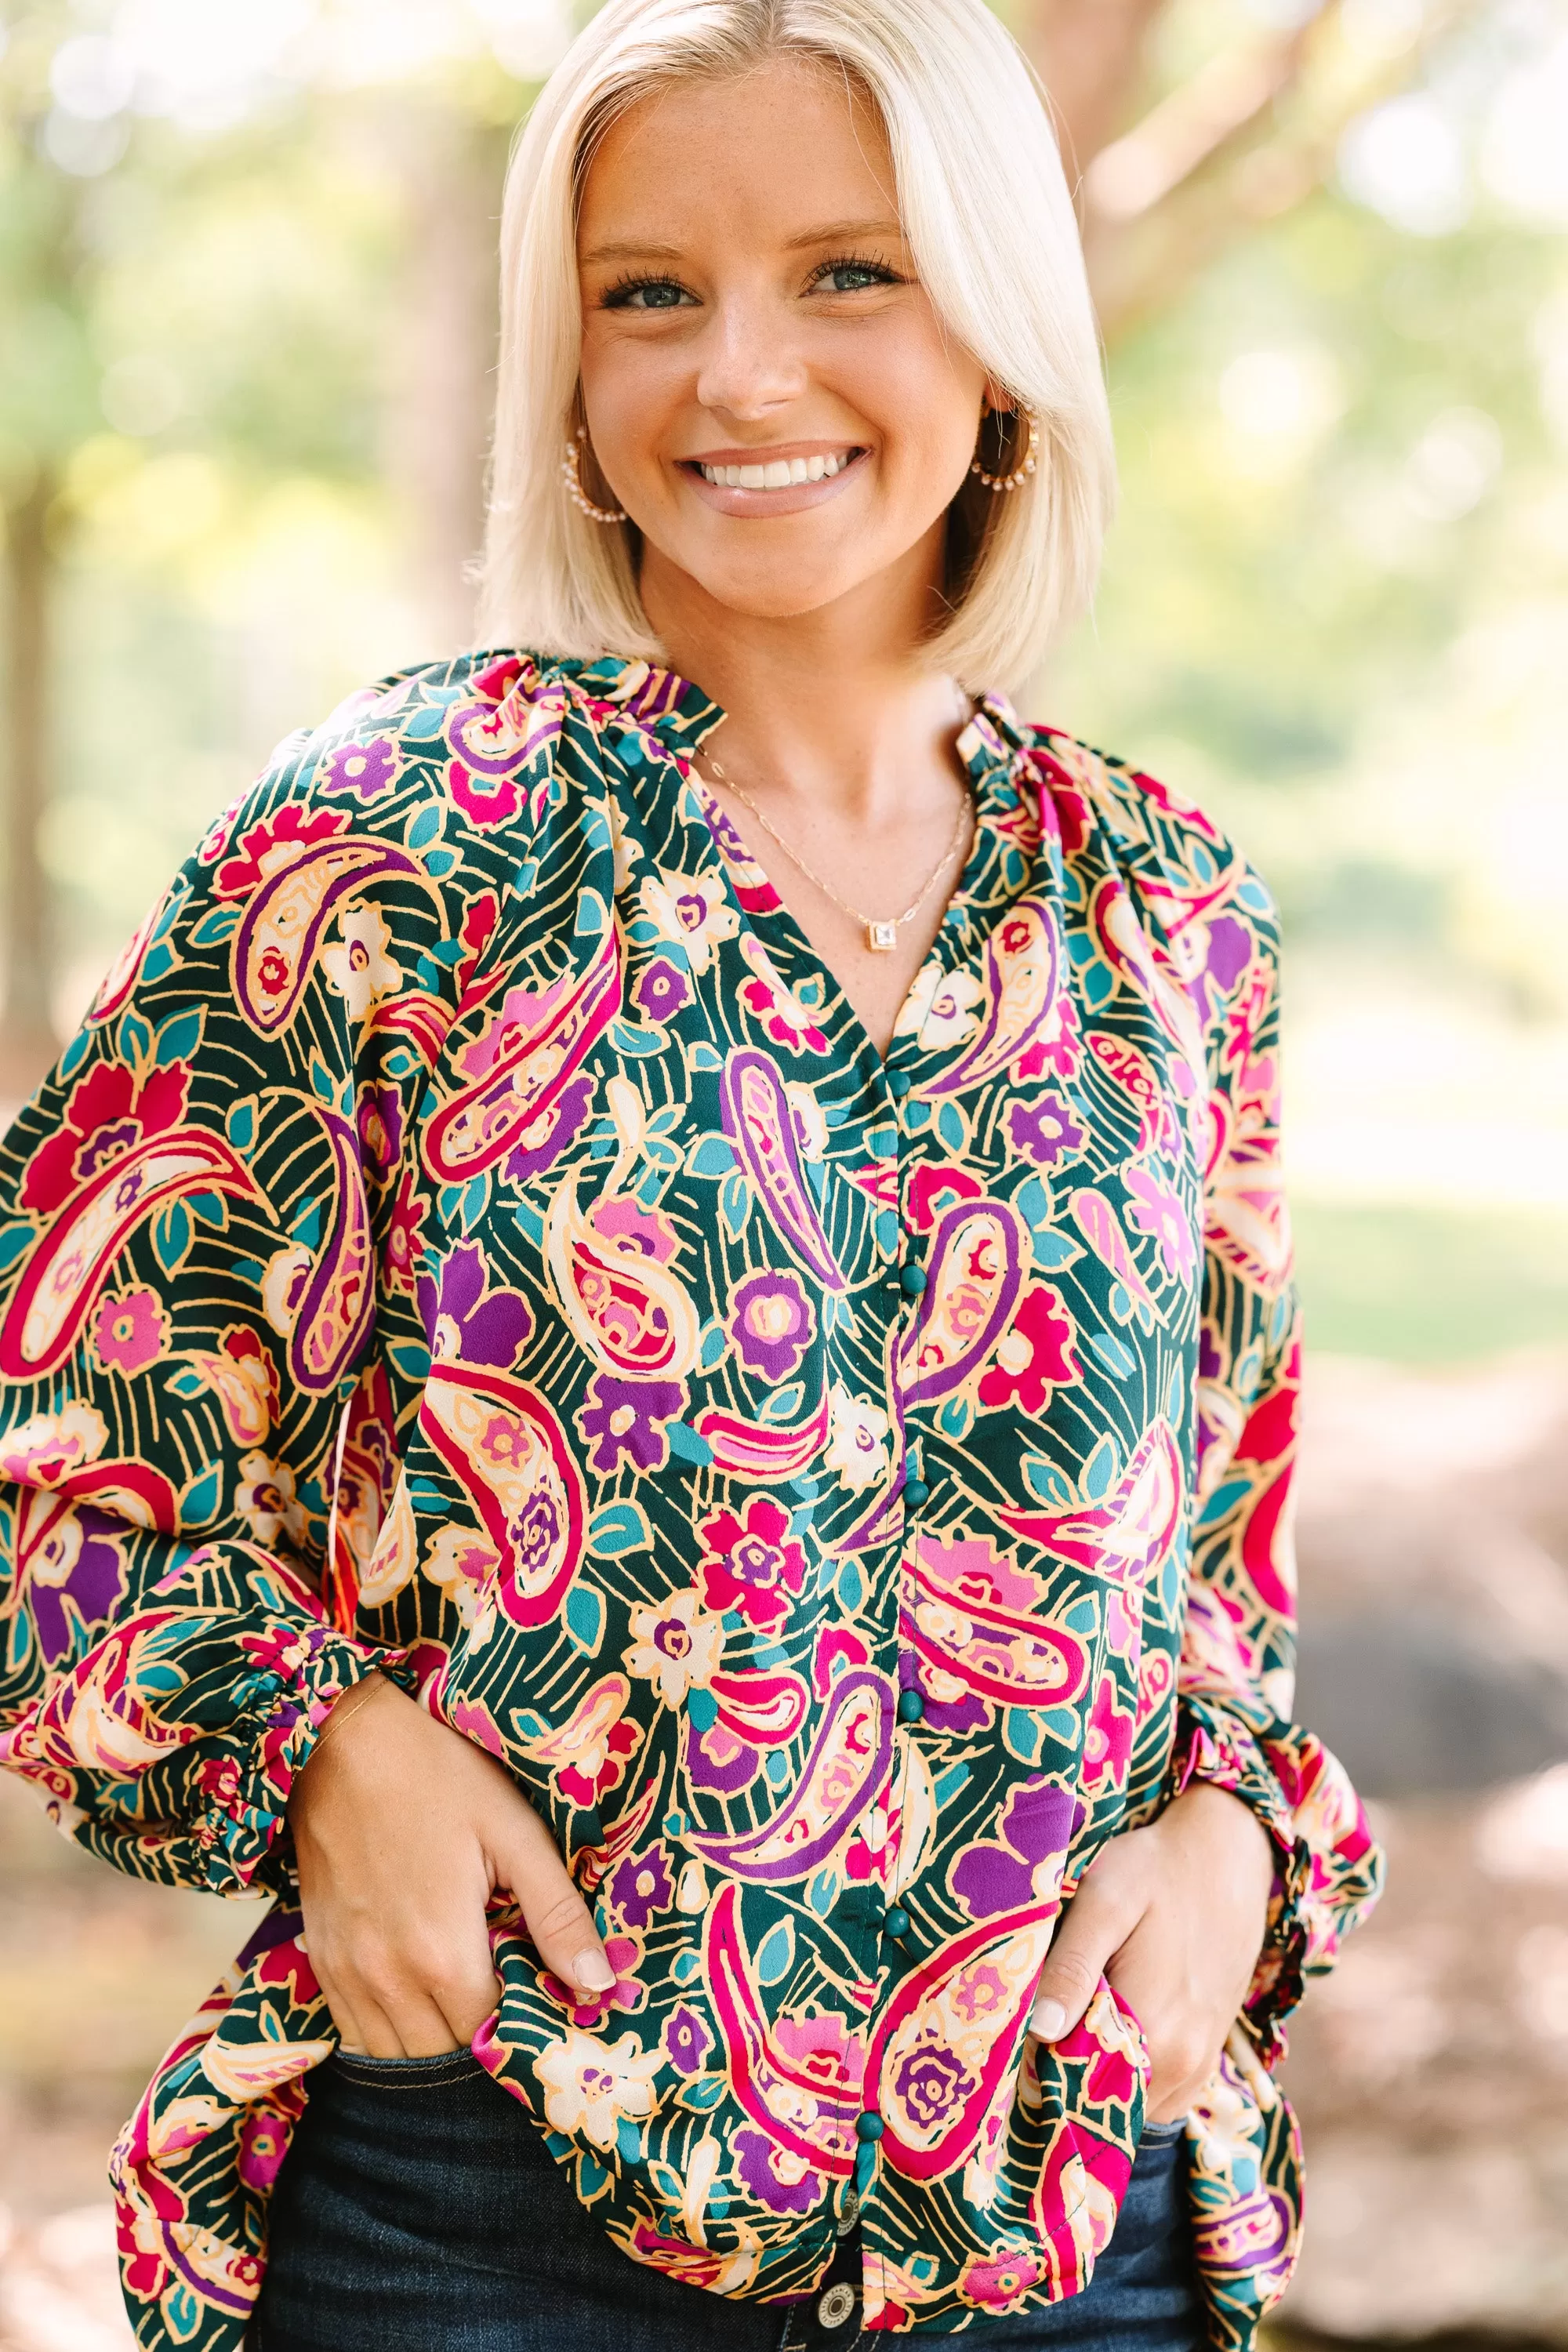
[320,902,401,1019]
[608,793,643,891]
[637,869,739,976]
[421,1523,500,1629]
[235,1450,307,1548]
[260,1243,313,1338]
[785,1081,828,1161]
[624,1587,723,1707]
[825,1384,890,1492]
[535,2027,663,2151]
[895,960,983,1050]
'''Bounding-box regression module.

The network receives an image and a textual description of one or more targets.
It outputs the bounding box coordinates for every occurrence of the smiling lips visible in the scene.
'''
[688,449,860,491]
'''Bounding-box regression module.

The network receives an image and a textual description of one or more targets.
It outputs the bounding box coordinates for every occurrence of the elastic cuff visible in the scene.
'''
[203,1613,393,1894]
[1167,1693,1312,2067]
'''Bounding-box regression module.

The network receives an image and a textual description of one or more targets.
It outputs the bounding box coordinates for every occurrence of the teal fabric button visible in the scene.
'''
[887,1071,912,1098]
[898,1263,927,1296]
[902,1478,929,1509]
[897,1688,925,1724]
[883,1904,910,1939]
[855,2111,885,2142]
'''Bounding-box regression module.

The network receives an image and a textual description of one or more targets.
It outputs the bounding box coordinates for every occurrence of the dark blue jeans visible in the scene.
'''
[253,2049,1203,2350]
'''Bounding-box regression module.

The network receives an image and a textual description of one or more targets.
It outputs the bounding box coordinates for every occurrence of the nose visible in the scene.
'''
[694,289,808,423]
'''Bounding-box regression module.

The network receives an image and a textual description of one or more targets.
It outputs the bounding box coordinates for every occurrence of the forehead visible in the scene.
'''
[577,56,899,251]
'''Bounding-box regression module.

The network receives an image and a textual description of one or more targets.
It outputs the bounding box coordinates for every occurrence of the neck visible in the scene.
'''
[639,534,971,822]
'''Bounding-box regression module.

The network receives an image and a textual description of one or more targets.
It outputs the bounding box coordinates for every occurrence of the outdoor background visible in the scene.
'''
[2,0,1566,2342]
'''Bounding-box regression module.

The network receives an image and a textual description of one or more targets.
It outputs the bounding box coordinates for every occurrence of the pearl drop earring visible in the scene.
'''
[562,426,627,524]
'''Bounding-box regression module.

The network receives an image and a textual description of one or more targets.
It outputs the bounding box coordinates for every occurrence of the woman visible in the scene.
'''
[0,0,1381,2347]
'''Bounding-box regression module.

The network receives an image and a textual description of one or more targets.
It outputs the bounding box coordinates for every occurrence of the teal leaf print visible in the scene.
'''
[1003,1708,1044,1765]
[936,1102,967,1154]
[589,1502,652,1559]
[615,2119,644,2165]
[179,1465,222,1526]
[118,1011,152,1069]
[719,1170,751,1239]
[564,1583,605,1657]
[665,1422,713,1468]
[0,1224,32,1274]
[154,1008,204,1066]
[698,1320,728,1371]
[405,801,444,848]
[609,1022,668,1058]
[1082,1432,1121,1501]
[423,847,459,879]
[385,1340,430,1385]
[1089,1332,1138,1380]
[687,1134,736,1179]
[224,1098,257,1152]
[574,891,608,937]
[677,2074,726,2111]
[188,902,241,947]
[1022,1454,1074,1507]
[755,1919,794,1987]
[152,1201,193,1277]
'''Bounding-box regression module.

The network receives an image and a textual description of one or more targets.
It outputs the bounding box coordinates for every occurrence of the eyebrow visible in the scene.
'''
[579,217,906,268]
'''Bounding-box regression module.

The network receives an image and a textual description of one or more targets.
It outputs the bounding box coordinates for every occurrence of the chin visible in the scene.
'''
[684,556,883,623]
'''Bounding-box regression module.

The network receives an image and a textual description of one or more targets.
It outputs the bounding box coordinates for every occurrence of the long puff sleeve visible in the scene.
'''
[0,688,452,1898]
[1173,885,1383,2063]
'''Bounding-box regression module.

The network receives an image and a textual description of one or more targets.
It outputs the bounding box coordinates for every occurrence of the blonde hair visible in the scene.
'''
[477,0,1115,691]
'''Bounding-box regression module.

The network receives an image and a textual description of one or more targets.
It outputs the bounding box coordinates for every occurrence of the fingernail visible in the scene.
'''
[572,1948,615,1993]
[1029,1998,1067,2042]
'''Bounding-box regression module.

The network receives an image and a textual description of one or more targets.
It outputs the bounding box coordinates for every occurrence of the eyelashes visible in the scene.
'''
[597,252,908,310]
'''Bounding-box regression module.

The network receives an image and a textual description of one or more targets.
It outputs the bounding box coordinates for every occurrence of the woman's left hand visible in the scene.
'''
[1025,1782,1276,2122]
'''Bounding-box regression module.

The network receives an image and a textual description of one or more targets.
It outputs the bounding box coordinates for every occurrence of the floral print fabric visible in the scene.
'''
[0,650,1381,2350]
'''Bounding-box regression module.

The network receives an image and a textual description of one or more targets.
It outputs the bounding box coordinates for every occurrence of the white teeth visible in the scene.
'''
[696,451,855,488]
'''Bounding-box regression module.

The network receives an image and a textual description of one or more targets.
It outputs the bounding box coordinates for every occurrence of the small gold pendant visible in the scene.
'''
[866,920,899,953]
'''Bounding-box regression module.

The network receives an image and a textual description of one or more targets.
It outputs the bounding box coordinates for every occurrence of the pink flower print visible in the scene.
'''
[728,1269,815,1383]
[544,1933,644,2031]
[238,2109,291,2190]
[977,1285,1081,1416]
[1123,1163,1196,1279]
[321,735,399,801]
[91,1287,169,1377]
[696,1497,808,1632]
[588,1196,680,1265]
[960,2249,1050,2314]
[21,1058,191,1215]
[214,804,347,900]
[906,1163,984,1234]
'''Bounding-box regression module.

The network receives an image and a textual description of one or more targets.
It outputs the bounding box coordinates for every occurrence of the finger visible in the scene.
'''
[309,1951,372,2054]
[493,1805,612,1997]
[1027,1872,1138,2044]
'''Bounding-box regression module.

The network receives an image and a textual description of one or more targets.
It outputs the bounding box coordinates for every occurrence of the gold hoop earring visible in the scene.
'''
[971,404,1039,494]
[562,427,627,524]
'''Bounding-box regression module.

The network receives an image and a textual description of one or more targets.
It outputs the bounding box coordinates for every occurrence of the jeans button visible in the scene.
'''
[817,2282,858,2329]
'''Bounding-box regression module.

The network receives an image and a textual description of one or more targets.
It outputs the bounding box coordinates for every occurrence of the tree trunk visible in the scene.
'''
[1025,0,1171,180]
[1,471,59,1098]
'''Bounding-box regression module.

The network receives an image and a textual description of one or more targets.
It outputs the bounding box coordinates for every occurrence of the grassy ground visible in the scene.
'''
[1292,1203,1568,1365]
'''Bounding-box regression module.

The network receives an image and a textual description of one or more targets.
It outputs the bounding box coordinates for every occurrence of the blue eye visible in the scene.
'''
[606,278,692,311]
[822,263,887,292]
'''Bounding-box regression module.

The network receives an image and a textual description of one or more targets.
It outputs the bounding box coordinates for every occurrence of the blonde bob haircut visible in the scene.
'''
[477,0,1116,691]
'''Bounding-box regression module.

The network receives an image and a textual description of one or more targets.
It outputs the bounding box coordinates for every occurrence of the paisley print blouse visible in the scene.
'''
[0,650,1381,2352]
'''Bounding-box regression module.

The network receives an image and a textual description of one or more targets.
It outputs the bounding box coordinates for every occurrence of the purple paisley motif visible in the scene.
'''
[503,1072,594,1186]
[893,2038,977,2132]
[30,1504,125,1668]
[734,2126,824,2216]
[419,1242,532,1369]
[952,1779,1080,1921]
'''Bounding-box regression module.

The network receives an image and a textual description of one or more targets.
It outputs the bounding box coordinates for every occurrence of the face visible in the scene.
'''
[575,56,989,638]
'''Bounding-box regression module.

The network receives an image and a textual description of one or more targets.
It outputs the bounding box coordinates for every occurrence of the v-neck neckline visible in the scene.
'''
[571,654,1032,1082]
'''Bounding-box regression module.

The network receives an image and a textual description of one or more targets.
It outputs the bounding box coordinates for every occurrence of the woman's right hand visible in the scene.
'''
[288,1672,615,2056]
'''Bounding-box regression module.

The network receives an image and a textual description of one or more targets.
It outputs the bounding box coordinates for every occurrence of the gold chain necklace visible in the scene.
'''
[699,753,973,954]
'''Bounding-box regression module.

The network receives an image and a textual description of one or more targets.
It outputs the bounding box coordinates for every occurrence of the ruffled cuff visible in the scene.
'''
[1167,1694,1384,2067]
[45,1544,395,1899]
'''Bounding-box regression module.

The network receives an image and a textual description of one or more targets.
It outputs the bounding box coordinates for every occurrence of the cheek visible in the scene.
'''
[578,327,684,483]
